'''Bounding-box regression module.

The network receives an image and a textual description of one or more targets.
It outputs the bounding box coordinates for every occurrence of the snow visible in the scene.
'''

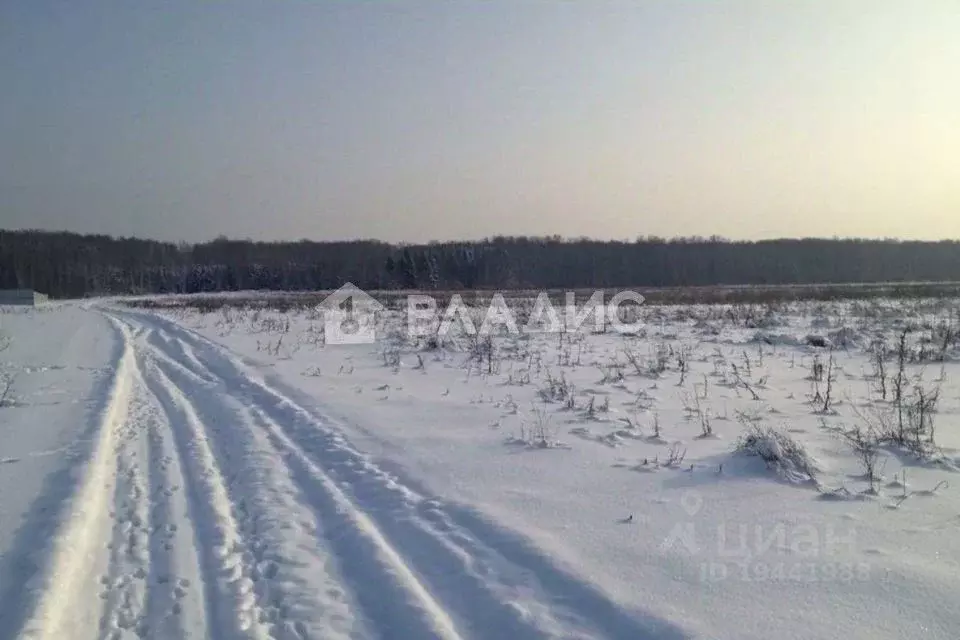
[0,305,124,637]
[2,296,960,639]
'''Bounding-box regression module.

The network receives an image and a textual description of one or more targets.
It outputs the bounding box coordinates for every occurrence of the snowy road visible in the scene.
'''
[13,308,681,640]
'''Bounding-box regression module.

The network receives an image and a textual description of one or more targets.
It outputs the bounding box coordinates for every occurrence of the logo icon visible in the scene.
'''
[319,283,384,345]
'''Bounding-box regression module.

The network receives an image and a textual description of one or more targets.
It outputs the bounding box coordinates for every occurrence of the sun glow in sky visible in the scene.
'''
[2,1,958,242]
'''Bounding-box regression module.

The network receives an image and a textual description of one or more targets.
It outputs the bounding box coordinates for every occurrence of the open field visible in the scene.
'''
[2,293,960,639]
[122,281,960,312]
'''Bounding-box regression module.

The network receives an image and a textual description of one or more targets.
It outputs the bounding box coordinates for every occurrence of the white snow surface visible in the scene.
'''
[1,297,959,639]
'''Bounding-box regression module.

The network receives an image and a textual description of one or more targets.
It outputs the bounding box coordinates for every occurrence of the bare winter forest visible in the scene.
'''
[4,229,960,298]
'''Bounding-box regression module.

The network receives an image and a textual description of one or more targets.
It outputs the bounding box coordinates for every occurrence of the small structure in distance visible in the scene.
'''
[0,289,49,306]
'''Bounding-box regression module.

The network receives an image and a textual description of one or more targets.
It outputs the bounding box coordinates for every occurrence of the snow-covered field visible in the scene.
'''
[2,295,960,639]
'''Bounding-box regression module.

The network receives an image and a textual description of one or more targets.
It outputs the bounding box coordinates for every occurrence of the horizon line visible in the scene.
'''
[3,227,960,247]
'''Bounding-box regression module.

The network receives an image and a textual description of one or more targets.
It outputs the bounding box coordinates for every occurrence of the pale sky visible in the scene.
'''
[1,1,958,243]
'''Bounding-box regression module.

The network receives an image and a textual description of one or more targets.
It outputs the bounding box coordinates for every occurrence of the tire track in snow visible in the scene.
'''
[96,390,151,639]
[114,308,687,640]
[64,311,376,640]
[244,404,557,639]
[146,329,218,385]
[139,356,274,639]
[232,373,670,639]
[84,314,210,640]
[146,342,452,640]
[126,340,211,640]
[141,407,207,640]
[19,316,136,640]
[16,313,207,640]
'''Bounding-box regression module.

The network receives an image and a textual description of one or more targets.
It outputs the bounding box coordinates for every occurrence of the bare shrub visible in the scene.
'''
[538,371,574,405]
[467,334,498,374]
[510,403,563,449]
[735,423,819,485]
[730,363,762,401]
[871,339,888,400]
[891,329,909,440]
[650,413,663,441]
[841,424,882,494]
[0,371,15,408]
[682,390,713,438]
[817,349,837,413]
[854,368,944,460]
[622,341,668,378]
[664,442,687,467]
[381,345,401,368]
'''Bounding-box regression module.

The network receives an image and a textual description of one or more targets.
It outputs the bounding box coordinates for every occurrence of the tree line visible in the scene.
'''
[2,229,960,299]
